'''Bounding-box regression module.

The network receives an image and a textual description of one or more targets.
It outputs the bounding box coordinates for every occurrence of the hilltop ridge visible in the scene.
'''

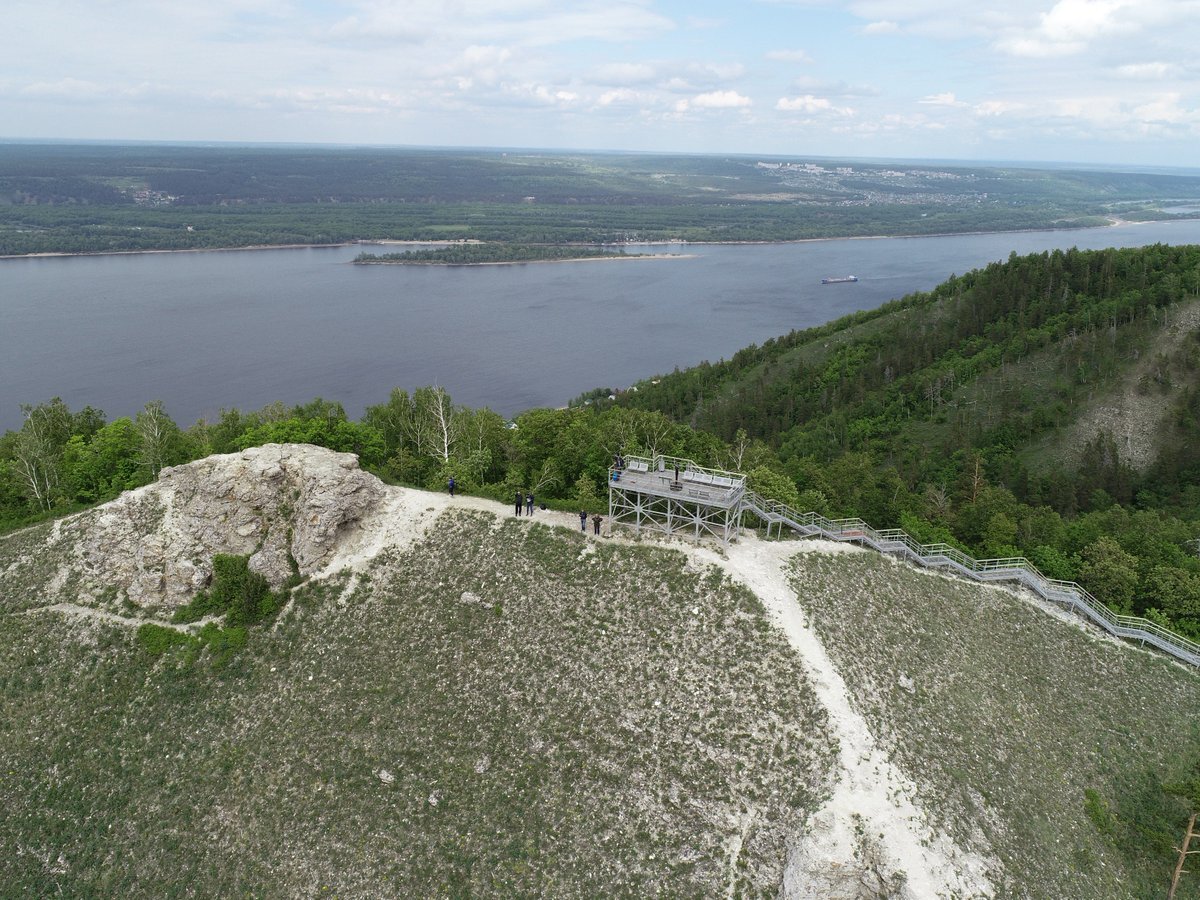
[3,445,1199,896]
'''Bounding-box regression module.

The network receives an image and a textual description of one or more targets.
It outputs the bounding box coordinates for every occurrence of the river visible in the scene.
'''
[4,219,1200,432]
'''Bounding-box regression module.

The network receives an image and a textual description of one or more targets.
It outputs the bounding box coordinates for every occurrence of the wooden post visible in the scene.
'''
[1168,812,1197,900]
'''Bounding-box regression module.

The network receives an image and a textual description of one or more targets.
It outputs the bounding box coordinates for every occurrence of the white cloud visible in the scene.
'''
[1038,0,1131,42]
[1115,62,1180,79]
[919,92,968,107]
[863,20,899,34]
[776,95,854,115]
[994,0,1155,57]
[593,62,658,85]
[597,88,644,107]
[325,0,675,48]
[1133,93,1195,126]
[692,90,752,109]
[975,100,1026,117]
[660,77,694,93]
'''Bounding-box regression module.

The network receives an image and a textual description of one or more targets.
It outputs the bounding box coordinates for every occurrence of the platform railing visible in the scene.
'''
[741,490,1200,669]
[617,454,747,494]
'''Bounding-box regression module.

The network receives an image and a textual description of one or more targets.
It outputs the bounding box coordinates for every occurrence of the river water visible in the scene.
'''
[4,219,1200,432]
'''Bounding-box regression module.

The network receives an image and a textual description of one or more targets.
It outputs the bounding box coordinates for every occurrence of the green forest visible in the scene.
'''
[353,244,641,264]
[2,245,1200,649]
[4,144,1200,255]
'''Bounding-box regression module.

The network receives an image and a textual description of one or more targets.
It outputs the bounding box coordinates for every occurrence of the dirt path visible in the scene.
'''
[693,538,995,898]
[26,602,206,633]
[325,486,993,896]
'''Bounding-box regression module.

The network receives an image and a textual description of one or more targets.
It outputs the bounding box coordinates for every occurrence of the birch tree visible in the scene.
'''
[412,386,458,462]
[135,400,180,478]
[11,399,72,511]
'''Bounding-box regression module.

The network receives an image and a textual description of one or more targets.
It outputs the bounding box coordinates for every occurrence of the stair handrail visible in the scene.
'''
[739,489,1200,668]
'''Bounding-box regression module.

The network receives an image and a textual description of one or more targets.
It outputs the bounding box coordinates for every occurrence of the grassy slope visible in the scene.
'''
[789,549,1200,899]
[0,511,834,897]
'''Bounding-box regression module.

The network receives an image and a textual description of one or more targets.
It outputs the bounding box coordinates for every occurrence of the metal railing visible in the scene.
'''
[741,491,1200,669]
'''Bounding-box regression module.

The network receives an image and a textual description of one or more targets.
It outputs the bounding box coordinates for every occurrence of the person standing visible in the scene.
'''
[447,476,456,497]
[515,490,524,516]
[526,492,535,516]
[579,509,588,531]
[592,513,603,535]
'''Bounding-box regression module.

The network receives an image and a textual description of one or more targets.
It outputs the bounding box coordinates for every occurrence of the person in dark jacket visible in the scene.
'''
[526,492,534,515]
[592,513,603,535]
[579,510,588,531]
[515,490,523,515]
[447,476,455,497]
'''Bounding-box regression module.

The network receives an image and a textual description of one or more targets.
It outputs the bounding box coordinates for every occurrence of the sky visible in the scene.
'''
[5,0,1200,166]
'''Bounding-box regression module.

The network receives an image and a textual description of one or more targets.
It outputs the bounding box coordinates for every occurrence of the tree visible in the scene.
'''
[572,473,602,508]
[1078,536,1140,614]
[11,398,73,511]
[746,465,801,509]
[410,386,458,462]
[364,388,413,456]
[1144,566,1200,635]
[135,400,182,478]
[728,428,750,470]
[61,417,141,502]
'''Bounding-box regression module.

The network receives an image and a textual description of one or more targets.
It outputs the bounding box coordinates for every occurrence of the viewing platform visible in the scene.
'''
[608,455,747,543]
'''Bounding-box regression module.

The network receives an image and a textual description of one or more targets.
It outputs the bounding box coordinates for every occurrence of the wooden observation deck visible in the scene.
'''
[607,455,747,544]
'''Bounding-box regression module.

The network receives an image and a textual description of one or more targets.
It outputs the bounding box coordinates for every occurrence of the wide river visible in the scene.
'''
[5,219,1200,432]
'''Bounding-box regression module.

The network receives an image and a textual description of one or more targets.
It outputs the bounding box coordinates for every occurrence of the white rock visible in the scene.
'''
[63,444,385,614]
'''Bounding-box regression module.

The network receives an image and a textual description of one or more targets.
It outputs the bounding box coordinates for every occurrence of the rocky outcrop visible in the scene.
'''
[57,444,384,612]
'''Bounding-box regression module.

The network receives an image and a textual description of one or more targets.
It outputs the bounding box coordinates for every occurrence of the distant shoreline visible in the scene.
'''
[0,218,1164,261]
[353,253,692,267]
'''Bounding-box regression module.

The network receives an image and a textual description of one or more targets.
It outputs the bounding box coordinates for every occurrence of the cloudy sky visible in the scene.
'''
[5,0,1200,166]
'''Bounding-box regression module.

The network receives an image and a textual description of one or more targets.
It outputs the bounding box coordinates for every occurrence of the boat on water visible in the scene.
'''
[821,275,859,284]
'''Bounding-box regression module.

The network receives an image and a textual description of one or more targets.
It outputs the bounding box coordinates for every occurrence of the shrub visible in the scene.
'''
[136,623,199,657]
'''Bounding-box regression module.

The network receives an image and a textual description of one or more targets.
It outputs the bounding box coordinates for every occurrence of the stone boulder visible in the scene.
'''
[64,443,384,612]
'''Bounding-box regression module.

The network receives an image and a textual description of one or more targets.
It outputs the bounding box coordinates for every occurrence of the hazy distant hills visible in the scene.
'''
[5,144,1200,254]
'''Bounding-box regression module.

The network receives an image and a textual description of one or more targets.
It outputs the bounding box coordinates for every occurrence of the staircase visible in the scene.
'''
[740,491,1200,669]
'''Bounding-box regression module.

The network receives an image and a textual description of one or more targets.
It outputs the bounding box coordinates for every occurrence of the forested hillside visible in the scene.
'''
[2,246,1199,646]
[609,244,1200,638]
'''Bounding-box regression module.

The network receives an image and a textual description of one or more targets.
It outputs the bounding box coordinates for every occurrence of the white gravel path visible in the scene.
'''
[321,485,995,897]
[692,536,995,899]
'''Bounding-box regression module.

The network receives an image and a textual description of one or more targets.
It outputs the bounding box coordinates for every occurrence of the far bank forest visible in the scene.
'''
[3,245,1200,647]
[5,144,1200,255]
[353,244,644,265]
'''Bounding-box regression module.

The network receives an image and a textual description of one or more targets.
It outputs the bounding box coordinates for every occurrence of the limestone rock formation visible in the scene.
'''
[53,443,384,613]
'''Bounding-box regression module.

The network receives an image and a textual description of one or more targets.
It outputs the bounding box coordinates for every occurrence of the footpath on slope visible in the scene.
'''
[320,486,996,898]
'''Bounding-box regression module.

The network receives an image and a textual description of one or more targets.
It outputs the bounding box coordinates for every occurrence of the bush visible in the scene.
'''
[173,554,282,627]
[210,554,276,626]
[136,622,198,657]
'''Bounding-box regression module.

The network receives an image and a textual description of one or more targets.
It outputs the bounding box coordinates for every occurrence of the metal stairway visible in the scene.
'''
[739,490,1200,669]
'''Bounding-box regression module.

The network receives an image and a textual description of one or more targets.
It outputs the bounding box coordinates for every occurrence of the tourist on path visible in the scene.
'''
[592,513,603,535]
[515,490,523,516]
[526,492,535,515]
[579,510,588,531]
[447,476,456,497]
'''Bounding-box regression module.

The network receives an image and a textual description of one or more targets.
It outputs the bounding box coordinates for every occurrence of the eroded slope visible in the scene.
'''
[0,504,836,897]
[789,550,1200,899]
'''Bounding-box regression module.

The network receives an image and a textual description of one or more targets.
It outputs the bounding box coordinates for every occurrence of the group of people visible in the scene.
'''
[580,509,603,535]
[515,491,536,516]
[445,476,604,535]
